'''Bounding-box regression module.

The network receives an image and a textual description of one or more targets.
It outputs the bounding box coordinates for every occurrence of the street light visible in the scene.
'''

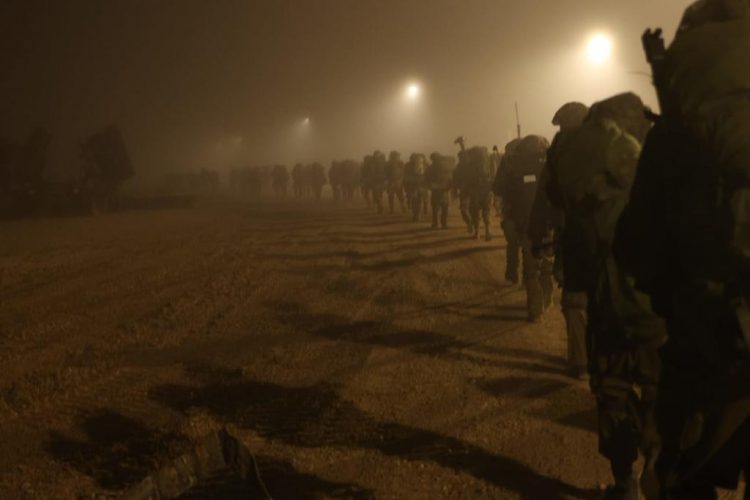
[406,83,421,100]
[586,33,614,65]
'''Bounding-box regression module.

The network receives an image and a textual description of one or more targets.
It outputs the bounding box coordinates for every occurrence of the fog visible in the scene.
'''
[1,0,690,183]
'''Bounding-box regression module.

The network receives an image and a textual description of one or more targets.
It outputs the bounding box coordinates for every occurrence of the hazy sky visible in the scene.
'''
[1,0,691,181]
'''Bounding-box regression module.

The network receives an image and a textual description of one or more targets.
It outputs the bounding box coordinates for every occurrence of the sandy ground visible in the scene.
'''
[0,198,678,498]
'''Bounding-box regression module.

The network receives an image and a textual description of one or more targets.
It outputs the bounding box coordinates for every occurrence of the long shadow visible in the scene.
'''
[556,408,598,434]
[259,237,505,264]
[477,376,571,400]
[270,302,566,371]
[179,455,375,499]
[150,376,597,499]
[44,410,190,490]
[357,245,500,272]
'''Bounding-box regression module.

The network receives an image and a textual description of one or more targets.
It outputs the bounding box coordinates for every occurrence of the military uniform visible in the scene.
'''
[310,163,327,200]
[426,153,454,229]
[370,151,387,214]
[453,150,474,233]
[494,139,523,284]
[271,165,290,197]
[615,5,750,496]
[360,156,374,207]
[530,102,590,376]
[329,162,343,202]
[501,135,552,321]
[550,93,665,500]
[404,153,429,222]
[385,151,406,214]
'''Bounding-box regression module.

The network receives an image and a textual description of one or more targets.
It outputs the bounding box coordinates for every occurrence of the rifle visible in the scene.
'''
[453,136,466,153]
[642,28,668,115]
[515,102,522,139]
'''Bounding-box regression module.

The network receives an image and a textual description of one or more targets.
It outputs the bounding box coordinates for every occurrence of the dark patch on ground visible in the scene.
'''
[150,371,598,500]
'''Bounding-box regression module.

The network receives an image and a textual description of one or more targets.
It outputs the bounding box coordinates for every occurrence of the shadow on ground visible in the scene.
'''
[45,410,190,490]
[150,368,598,500]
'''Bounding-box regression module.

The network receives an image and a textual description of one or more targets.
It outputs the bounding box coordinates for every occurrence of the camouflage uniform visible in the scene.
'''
[493,139,523,284]
[360,155,374,207]
[404,153,429,222]
[370,151,387,214]
[453,150,474,233]
[310,163,327,200]
[292,163,304,198]
[426,153,454,229]
[463,146,495,241]
[550,93,666,500]
[616,4,750,497]
[530,102,590,376]
[271,165,290,197]
[385,151,406,214]
[501,135,553,321]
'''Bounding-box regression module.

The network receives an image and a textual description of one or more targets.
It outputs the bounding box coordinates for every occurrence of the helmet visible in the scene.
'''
[552,102,589,129]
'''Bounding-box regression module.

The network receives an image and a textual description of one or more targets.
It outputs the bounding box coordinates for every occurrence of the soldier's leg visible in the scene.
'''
[412,192,421,222]
[469,197,481,239]
[430,192,439,228]
[440,200,449,229]
[387,188,395,213]
[522,237,543,321]
[540,254,554,311]
[502,219,520,284]
[460,194,473,232]
[482,195,492,241]
[561,290,588,376]
[375,189,384,214]
[590,344,644,499]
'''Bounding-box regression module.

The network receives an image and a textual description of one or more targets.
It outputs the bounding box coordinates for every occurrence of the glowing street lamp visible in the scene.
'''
[586,33,614,65]
[405,83,421,100]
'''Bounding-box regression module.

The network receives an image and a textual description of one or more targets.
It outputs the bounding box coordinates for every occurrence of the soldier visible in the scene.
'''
[550,93,664,500]
[453,149,474,233]
[271,164,290,197]
[360,155,374,207]
[310,162,327,200]
[385,151,406,214]
[463,146,495,242]
[493,139,523,284]
[616,4,750,498]
[329,161,343,202]
[530,102,590,378]
[501,135,552,321]
[292,163,304,198]
[370,150,387,213]
[404,153,429,222]
[344,160,361,201]
[426,153,454,229]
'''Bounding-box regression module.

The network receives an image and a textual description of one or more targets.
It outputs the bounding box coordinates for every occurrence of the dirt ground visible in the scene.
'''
[0,198,677,498]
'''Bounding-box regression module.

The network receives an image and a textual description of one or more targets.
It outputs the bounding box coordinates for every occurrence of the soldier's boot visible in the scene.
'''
[603,477,639,500]
[483,213,492,242]
[441,206,448,229]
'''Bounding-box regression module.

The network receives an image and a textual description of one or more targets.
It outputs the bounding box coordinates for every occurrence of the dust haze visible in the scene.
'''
[2,0,686,183]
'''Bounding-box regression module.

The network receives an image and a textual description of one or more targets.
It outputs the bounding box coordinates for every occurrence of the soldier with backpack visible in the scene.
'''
[360,155,374,208]
[404,153,429,222]
[426,153,455,229]
[501,135,553,321]
[385,151,406,214]
[370,150,388,214]
[463,146,495,242]
[494,138,524,284]
[549,93,665,500]
[616,2,750,497]
[530,102,590,378]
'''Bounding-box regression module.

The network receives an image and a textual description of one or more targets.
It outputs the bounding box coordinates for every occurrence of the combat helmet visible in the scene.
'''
[552,102,589,130]
[678,0,750,34]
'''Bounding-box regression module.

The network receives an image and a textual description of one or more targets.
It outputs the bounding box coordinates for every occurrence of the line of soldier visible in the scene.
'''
[502,2,750,499]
